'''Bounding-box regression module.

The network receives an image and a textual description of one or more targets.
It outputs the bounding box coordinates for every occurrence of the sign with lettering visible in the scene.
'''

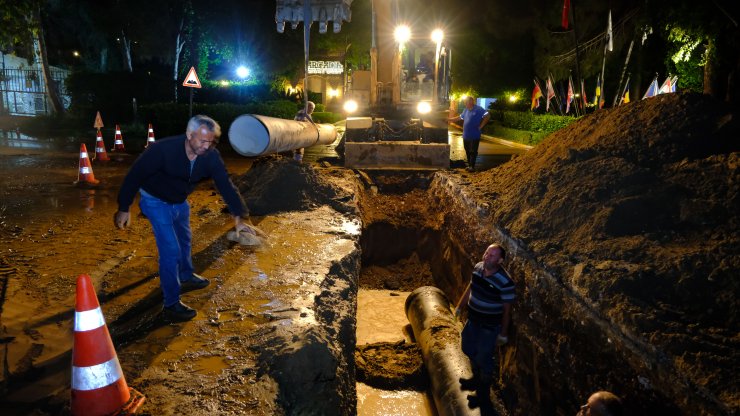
[307,61,344,75]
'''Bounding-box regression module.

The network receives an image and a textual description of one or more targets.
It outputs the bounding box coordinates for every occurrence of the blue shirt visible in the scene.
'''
[117,134,247,217]
[461,105,488,140]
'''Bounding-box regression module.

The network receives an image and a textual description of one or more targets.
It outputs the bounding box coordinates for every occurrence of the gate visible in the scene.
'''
[0,68,70,116]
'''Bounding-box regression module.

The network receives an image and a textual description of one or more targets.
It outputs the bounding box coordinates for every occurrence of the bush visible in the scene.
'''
[311,112,343,124]
[500,111,575,133]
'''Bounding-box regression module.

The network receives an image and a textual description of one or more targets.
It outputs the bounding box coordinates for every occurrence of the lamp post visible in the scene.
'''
[432,29,444,105]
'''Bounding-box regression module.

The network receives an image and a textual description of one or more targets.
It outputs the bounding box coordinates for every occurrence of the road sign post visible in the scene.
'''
[182,67,202,117]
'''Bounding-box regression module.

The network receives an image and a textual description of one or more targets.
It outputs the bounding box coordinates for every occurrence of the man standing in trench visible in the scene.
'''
[455,243,515,413]
[114,115,261,322]
[448,96,490,172]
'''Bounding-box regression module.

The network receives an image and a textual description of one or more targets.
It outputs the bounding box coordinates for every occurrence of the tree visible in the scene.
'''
[648,0,740,102]
[0,0,65,114]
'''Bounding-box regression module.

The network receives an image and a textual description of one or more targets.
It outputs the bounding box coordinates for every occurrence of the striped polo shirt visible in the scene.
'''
[467,262,516,324]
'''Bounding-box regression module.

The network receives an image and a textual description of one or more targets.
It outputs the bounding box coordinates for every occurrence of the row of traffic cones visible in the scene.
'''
[72,274,146,415]
[76,124,156,187]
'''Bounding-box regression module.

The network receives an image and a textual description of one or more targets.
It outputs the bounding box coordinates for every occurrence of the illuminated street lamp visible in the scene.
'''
[236,65,250,79]
[431,29,444,104]
[394,25,411,50]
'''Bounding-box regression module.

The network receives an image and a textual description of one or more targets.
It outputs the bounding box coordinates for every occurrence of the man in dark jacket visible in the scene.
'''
[114,115,261,321]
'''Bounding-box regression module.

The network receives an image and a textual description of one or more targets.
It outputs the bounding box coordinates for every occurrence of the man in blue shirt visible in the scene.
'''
[114,115,262,321]
[448,96,490,171]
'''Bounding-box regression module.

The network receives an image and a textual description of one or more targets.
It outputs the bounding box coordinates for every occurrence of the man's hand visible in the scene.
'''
[235,216,266,238]
[496,334,508,346]
[114,211,131,229]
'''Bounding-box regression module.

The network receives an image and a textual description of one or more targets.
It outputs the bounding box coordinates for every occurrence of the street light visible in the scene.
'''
[394,25,411,50]
[431,29,444,104]
[236,65,250,79]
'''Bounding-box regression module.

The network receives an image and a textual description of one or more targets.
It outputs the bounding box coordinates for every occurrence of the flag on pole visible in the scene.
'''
[581,79,588,107]
[546,77,556,112]
[606,10,613,52]
[659,76,673,94]
[642,77,659,99]
[620,77,631,105]
[562,0,571,29]
[594,75,601,106]
[531,79,543,110]
[670,76,678,92]
[566,76,574,113]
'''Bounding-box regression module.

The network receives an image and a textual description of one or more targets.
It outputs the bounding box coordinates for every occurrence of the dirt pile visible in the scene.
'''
[469,92,739,411]
[355,341,427,390]
[235,156,355,215]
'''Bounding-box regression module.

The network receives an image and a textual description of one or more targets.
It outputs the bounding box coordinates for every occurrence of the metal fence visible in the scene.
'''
[0,68,70,116]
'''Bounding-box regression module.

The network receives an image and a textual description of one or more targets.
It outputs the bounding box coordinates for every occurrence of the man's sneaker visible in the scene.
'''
[181,273,210,292]
[163,301,196,322]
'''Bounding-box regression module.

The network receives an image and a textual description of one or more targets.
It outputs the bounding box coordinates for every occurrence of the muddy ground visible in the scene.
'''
[0,91,737,415]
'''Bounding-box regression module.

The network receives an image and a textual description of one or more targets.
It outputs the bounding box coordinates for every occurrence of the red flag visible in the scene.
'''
[562,0,571,29]
[581,79,588,106]
[546,77,556,112]
[531,80,543,110]
[566,77,574,113]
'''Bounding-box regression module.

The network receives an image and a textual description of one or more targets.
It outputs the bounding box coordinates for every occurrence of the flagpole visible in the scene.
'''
[618,74,630,106]
[550,73,565,116]
[612,38,635,107]
[569,0,583,111]
[598,10,612,108]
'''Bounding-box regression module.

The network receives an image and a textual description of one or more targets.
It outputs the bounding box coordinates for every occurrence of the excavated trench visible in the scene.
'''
[353,171,475,415]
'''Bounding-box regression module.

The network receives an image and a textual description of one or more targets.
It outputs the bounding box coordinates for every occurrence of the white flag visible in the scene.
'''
[607,10,613,52]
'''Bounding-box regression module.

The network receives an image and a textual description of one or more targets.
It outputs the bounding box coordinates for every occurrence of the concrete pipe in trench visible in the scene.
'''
[405,286,480,416]
[228,114,337,157]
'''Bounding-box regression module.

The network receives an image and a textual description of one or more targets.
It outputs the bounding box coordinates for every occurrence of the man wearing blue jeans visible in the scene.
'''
[455,243,515,413]
[115,115,260,321]
[448,96,490,172]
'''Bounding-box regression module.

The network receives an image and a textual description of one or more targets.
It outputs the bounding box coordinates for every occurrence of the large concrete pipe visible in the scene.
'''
[405,286,480,416]
[228,114,337,157]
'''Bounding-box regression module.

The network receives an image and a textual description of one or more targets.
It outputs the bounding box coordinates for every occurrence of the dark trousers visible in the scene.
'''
[463,139,480,168]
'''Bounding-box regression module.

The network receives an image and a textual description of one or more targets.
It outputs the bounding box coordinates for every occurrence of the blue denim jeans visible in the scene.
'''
[461,318,501,380]
[139,191,194,307]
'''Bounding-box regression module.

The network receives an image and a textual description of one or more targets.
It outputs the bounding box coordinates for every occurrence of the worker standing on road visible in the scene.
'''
[293,101,316,162]
[114,115,262,322]
[455,243,515,413]
[448,96,490,172]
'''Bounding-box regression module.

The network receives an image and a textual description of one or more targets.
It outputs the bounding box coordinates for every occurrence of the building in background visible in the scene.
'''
[1,46,71,116]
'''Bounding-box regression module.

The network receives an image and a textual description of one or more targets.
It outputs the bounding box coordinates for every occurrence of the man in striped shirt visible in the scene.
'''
[455,243,516,409]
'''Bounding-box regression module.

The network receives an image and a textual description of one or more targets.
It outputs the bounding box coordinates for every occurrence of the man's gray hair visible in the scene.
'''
[186,115,221,138]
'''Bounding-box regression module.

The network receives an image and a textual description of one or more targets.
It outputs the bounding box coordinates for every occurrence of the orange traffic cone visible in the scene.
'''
[94,130,109,162]
[145,123,155,147]
[71,274,145,415]
[75,144,99,187]
[111,124,125,152]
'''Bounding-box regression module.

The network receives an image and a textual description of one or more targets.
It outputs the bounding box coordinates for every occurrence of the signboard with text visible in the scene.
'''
[307,61,344,75]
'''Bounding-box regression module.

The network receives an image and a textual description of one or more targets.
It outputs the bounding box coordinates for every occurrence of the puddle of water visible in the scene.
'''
[356,289,413,345]
[357,383,437,416]
[356,289,437,415]
[191,355,229,375]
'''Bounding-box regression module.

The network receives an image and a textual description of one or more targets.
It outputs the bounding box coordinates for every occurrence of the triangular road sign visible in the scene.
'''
[182,67,202,88]
[93,111,104,129]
